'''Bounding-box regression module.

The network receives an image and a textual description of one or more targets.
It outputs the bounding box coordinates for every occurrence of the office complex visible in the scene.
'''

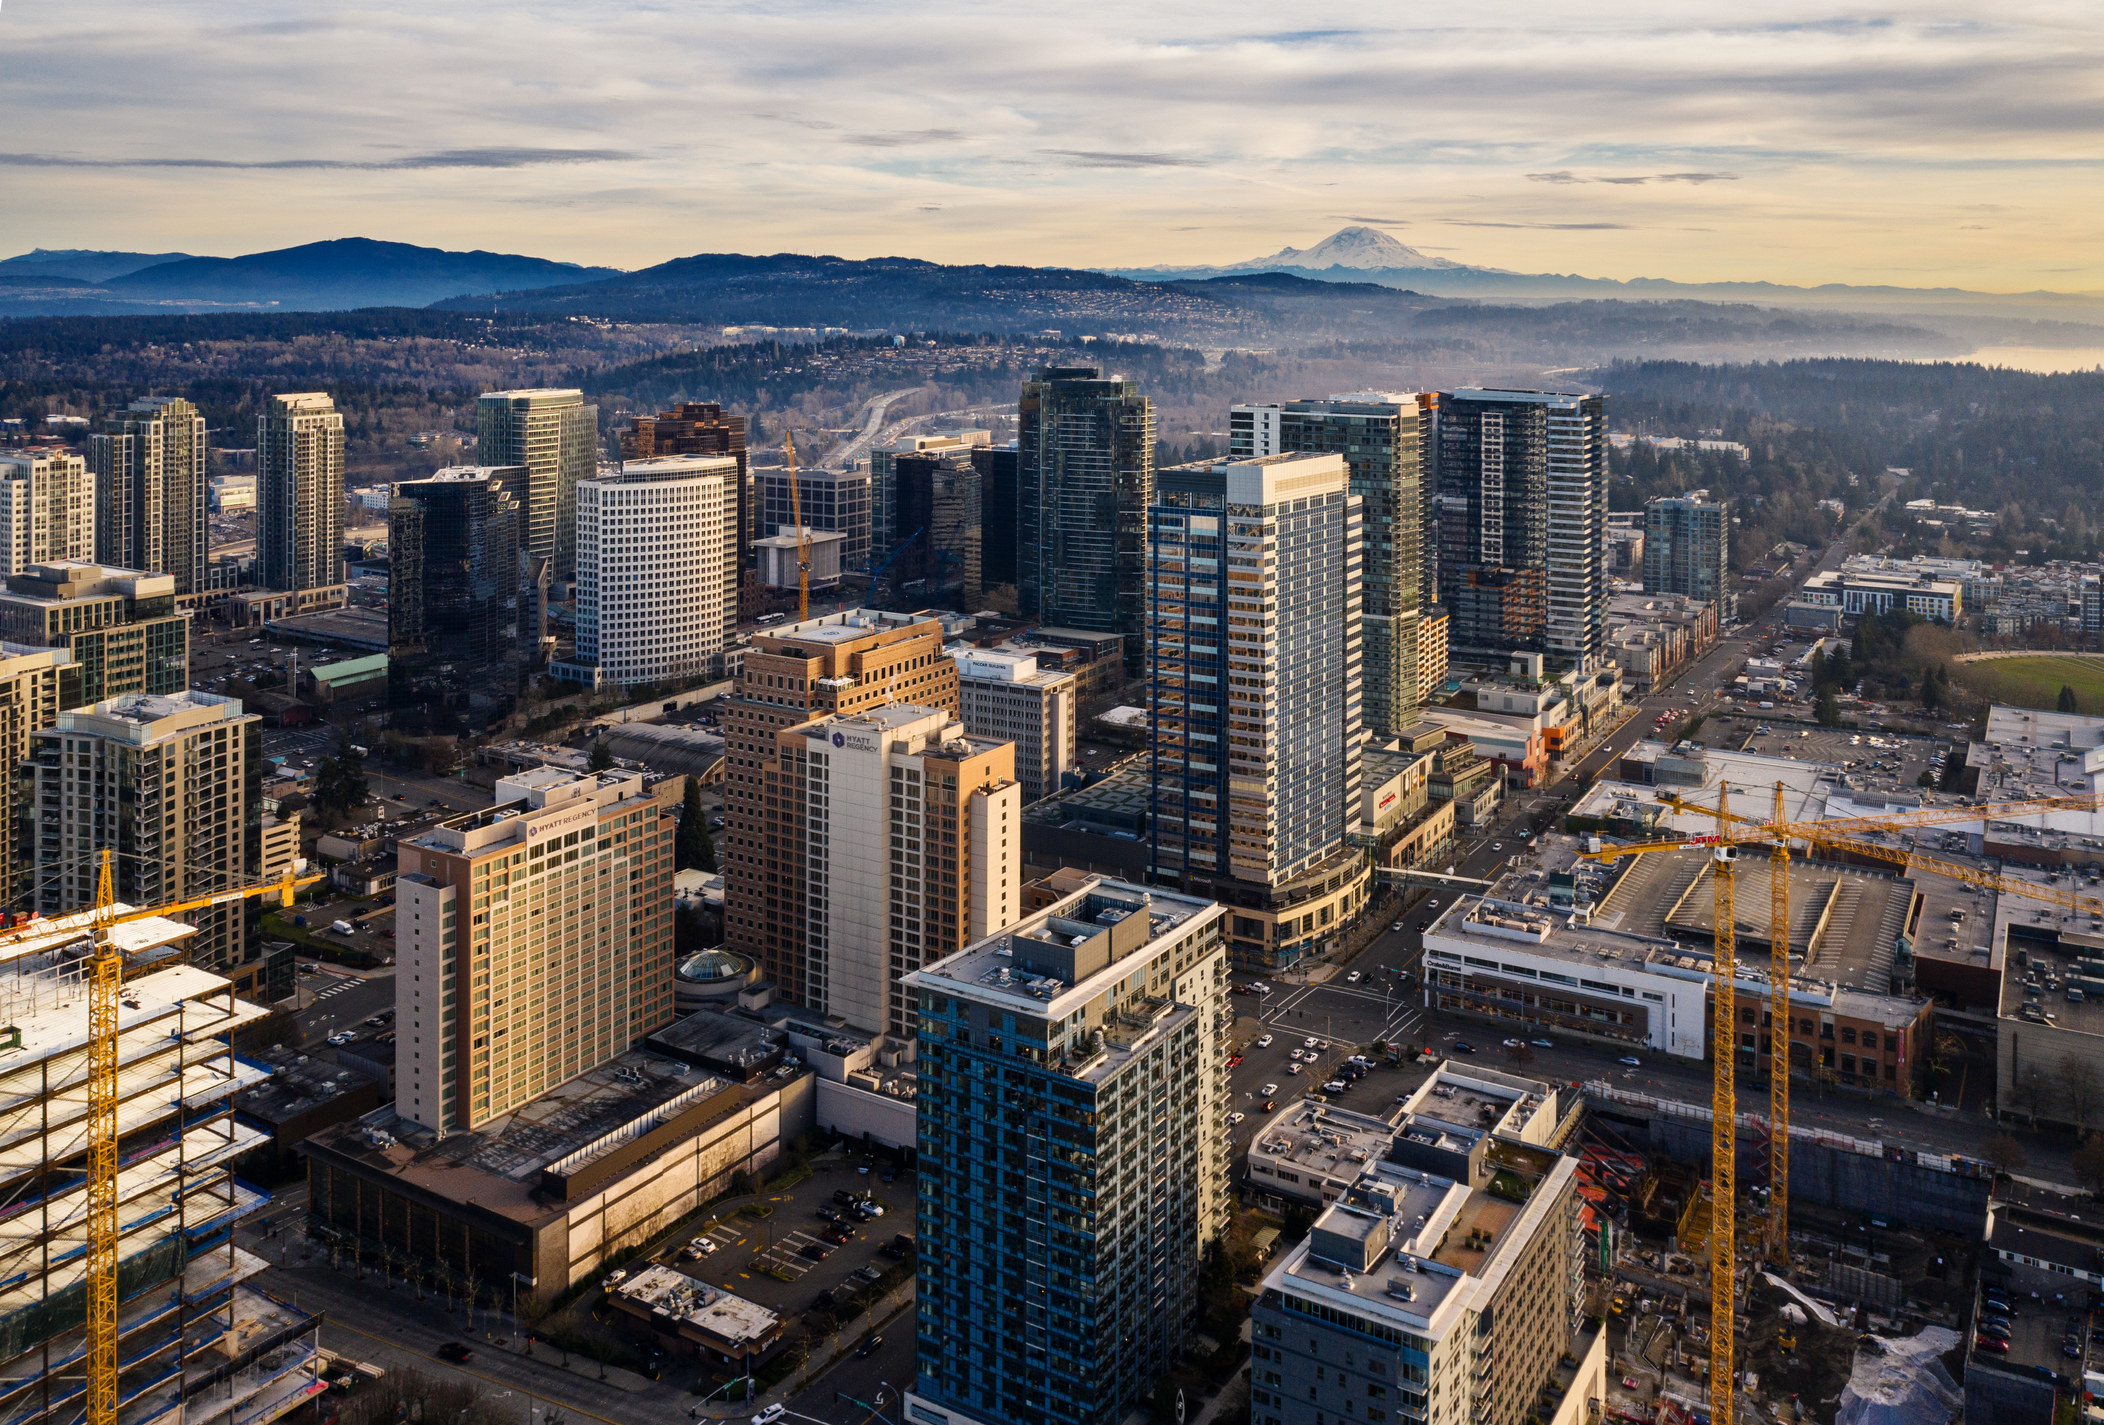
[388,467,523,710]
[25,691,261,974]
[760,464,871,572]
[1232,395,1430,735]
[773,705,1020,1038]
[0,449,94,576]
[618,400,753,552]
[88,395,207,595]
[0,909,324,1425]
[477,389,599,579]
[872,430,989,566]
[1642,492,1733,617]
[723,610,960,1006]
[557,455,738,689]
[971,443,1020,591]
[1251,1064,1584,1425]
[1435,391,1606,662]
[1018,368,1154,671]
[895,453,982,605]
[395,766,682,1133]
[257,392,346,597]
[950,646,1077,803]
[1148,455,1371,968]
[0,563,188,704]
[907,874,1231,1425]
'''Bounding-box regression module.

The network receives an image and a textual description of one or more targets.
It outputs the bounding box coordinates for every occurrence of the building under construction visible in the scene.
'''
[0,906,322,1425]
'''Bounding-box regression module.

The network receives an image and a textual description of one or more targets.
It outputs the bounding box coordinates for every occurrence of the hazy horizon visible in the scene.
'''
[4,1,2100,295]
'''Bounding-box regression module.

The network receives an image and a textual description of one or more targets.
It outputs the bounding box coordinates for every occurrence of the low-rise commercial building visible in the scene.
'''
[1800,566,1962,621]
[607,1264,783,1366]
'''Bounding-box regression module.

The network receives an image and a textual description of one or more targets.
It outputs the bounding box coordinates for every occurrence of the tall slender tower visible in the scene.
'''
[388,467,523,710]
[478,389,599,579]
[88,396,206,593]
[1017,367,1154,673]
[258,392,346,596]
[0,449,96,576]
[1231,394,1428,733]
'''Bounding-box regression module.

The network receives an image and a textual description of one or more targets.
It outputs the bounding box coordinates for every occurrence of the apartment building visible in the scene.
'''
[949,646,1077,802]
[721,609,960,1008]
[478,389,599,579]
[908,874,1231,1425]
[1642,492,1733,617]
[88,394,207,594]
[0,449,94,576]
[0,643,77,898]
[258,392,346,599]
[394,766,682,1133]
[0,562,189,704]
[558,455,738,688]
[24,691,260,974]
[1250,1064,1584,1425]
[1148,454,1372,969]
[774,705,1020,1039]
[1232,395,1431,734]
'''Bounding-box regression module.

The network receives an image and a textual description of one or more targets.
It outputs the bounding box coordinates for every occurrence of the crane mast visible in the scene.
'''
[784,435,812,621]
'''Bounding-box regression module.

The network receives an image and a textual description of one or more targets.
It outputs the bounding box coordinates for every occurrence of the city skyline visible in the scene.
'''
[1,2,2098,292]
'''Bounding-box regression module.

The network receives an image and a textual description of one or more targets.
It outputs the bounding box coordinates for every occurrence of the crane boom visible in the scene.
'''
[784,434,811,622]
[81,859,322,1425]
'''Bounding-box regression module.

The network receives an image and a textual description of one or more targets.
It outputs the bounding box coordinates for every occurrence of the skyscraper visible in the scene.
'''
[558,455,738,688]
[388,466,523,712]
[25,691,261,974]
[773,704,1020,1038]
[395,766,681,1132]
[871,430,989,568]
[907,873,1231,1425]
[1018,367,1154,672]
[478,389,599,579]
[88,395,207,594]
[1436,390,1606,663]
[1231,395,1429,734]
[722,610,960,1003]
[0,449,94,576]
[618,399,751,548]
[894,453,982,606]
[0,563,189,704]
[1643,492,1733,616]
[1148,454,1371,968]
[970,442,1020,592]
[258,391,346,597]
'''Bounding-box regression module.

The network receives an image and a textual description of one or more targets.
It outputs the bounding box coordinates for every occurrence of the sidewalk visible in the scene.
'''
[697,1281,915,1418]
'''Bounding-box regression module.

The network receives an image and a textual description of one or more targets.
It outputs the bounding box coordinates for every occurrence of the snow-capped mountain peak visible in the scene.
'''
[1230,225,1461,272]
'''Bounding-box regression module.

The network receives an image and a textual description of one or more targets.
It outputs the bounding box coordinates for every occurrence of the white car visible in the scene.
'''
[1229,1112,1246,1125]
[753,1409,787,1425]
[1286,1063,1303,1075]
[1261,1083,1279,1096]
[1347,970,1362,983]
[1289,1049,1305,1061]
[1304,1037,1319,1049]
[1256,1034,1273,1048]
[1503,1038,1522,1048]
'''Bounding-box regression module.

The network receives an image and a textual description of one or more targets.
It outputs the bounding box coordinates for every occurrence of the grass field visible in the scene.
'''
[1954,655,2104,715]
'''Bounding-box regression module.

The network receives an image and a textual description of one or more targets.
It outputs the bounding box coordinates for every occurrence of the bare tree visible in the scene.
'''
[2062,1056,2102,1132]
[1984,1133,2028,1174]
[2012,1065,2051,1128]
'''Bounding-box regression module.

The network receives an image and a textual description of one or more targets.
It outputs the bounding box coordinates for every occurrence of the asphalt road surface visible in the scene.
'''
[783,1320,915,1425]
[294,971,393,1048]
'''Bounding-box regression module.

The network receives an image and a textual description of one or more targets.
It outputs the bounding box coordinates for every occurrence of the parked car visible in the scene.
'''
[800,1243,833,1261]
[834,1190,858,1204]
[436,1343,473,1363]
[823,1227,852,1245]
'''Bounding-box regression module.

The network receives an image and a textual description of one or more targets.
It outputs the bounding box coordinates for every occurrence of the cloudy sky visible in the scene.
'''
[4,1,2100,291]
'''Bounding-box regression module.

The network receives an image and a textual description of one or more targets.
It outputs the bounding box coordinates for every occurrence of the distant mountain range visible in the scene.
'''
[0,238,620,315]
[1109,225,2104,318]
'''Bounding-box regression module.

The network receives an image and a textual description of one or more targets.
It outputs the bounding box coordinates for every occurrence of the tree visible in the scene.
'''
[1815,692,1841,727]
[2062,1056,2101,1131]
[313,733,369,818]
[2076,1135,2104,1198]
[2061,684,2081,714]
[676,776,715,872]
[1920,666,1942,712]
[1983,1132,2028,1174]
[588,736,613,772]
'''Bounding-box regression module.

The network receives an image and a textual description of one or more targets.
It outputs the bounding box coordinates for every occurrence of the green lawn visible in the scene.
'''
[1955,655,2104,715]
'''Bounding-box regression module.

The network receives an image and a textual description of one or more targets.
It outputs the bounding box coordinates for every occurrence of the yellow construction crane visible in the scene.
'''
[783,434,812,622]
[76,852,321,1425]
[1583,786,2100,1419]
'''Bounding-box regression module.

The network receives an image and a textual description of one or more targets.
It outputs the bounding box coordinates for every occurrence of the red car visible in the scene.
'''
[1225,1054,1244,1069]
[1975,1337,2010,1354]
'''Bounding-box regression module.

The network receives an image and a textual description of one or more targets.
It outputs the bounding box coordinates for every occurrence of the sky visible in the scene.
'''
[3,1,2102,292]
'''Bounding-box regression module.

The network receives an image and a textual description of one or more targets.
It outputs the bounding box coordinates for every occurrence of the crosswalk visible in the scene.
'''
[1259,979,1424,1048]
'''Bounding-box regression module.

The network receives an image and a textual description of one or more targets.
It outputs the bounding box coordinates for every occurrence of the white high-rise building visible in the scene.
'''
[258,392,346,597]
[774,704,1021,1039]
[0,449,95,576]
[558,454,738,688]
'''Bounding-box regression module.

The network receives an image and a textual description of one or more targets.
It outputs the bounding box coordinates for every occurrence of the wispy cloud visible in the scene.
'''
[1529,170,1740,185]
[1040,150,1209,168]
[0,147,630,170]
[1452,221,1633,230]
[843,129,965,148]
[1328,215,1412,224]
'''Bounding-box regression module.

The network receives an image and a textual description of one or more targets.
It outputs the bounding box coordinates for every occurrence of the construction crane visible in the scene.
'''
[1582,786,2100,1420]
[79,852,321,1425]
[783,434,813,622]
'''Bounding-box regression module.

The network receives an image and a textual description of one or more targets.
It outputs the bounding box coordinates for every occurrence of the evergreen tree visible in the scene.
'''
[1815,692,1841,727]
[588,737,613,772]
[314,733,370,818]
[2061,684,2080,714]
[676,777,715,872]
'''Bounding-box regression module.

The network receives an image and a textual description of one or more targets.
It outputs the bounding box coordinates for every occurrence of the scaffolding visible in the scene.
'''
[0,910,322,1425]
